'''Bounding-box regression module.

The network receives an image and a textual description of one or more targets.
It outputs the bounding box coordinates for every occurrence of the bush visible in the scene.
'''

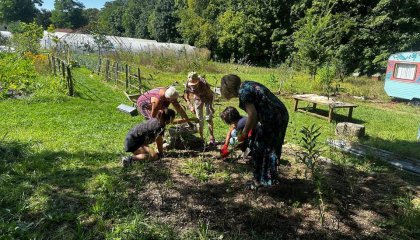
[0,53,38,98]
[10,22,43,55]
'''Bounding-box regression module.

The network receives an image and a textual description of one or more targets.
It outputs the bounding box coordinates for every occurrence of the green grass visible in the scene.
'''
[1,55,419,239]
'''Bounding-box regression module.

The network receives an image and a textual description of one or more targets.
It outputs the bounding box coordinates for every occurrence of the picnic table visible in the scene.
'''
[292,94,358,122]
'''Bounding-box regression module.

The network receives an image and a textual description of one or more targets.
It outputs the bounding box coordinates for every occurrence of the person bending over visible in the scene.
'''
[220,74,289,188]
[121,109,175,167]
[137,86,192,127]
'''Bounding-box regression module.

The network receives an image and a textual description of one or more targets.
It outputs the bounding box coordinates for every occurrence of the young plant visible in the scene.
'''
[298,124,326,226]
[298,124,322,179]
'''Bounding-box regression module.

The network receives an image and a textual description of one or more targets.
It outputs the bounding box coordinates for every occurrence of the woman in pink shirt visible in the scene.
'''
[137,86,191,124]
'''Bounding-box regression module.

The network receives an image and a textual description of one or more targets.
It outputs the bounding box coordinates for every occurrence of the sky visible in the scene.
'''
[39,0,109,10]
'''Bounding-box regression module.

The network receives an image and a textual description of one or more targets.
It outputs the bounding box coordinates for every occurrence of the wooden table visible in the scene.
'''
[292,94,358,122]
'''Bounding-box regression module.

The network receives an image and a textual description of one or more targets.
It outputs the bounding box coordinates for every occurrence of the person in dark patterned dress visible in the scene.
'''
[220,74,289,188]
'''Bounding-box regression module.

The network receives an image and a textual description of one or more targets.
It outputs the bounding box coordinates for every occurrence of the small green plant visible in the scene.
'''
[315,64,339,98]
[394,192,420,237]
[181,159,215,182]
[298,124,326,226]
[298,124,322,179]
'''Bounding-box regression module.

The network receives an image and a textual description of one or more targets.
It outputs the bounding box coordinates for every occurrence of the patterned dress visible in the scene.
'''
[238,81,289,186]
[136,88,171,119]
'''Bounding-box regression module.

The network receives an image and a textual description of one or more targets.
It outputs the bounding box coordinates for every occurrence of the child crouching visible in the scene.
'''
[219,106,253,158]
[122,109,175,167]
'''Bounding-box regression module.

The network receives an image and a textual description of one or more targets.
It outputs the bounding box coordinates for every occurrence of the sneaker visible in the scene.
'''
[121,156,132,167]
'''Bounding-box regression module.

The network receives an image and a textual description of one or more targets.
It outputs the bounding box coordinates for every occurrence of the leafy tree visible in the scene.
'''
[35,9,52,29]
[177,0,222,49]
[97,0,125,36]
[151,0,181,42]
[10,22,44,54]
[0,0,42,23]
[292,1,353,76]
[50,0,87,29]
[82,8,100,32]
[122,0,153,38]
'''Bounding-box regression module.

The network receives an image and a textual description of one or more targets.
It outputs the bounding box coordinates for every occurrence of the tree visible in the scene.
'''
[292,1,353,76]
[35,9,52,29]
[10,22,44,54]
[122,0,153,38]
[97,0,126,36]
[50,0,87,29]
[82,8,100,32]
[0,0,42,23]
[151,0,181,42]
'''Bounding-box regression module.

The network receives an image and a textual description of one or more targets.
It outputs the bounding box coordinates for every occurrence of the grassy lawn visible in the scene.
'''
[1,62,419,239]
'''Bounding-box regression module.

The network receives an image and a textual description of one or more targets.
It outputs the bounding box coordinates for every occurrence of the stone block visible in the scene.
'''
[336,122,365,138]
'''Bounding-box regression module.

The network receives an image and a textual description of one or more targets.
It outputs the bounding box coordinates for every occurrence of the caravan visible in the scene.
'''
[384,51,420,100]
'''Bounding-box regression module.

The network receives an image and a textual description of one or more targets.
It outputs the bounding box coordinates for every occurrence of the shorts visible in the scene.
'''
[194,101,213,121]
[124,134,146,153]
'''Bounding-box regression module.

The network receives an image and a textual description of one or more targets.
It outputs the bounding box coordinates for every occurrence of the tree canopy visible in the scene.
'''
[2,0,420,74]
[0,0,42,23]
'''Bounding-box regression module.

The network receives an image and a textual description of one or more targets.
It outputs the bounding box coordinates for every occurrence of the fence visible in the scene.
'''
[95,57,142,94]
[48,55,74,96]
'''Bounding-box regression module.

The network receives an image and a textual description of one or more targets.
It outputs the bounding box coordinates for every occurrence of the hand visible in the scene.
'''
[238,129,253,142]
[189,106,196,113]
[220,144,229,158]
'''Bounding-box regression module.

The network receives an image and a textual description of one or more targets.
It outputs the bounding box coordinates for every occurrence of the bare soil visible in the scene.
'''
[128,144,419,239]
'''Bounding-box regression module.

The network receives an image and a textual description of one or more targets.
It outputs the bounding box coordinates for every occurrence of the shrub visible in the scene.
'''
[10,22,43,55]
[0,53,38,98]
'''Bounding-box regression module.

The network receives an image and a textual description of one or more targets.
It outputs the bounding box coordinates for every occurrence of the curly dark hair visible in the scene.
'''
[220,106,241,125]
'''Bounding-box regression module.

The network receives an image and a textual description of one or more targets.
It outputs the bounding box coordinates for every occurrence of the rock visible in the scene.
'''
[336,122,365,138]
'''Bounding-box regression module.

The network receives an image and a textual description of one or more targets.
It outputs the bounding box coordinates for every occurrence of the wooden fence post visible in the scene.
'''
[61,61,66,80]
[48,54,51,69]
[52,57,56,75]
[105,59,110,81]
[97,57,102,75]
[138,67,141,94]
[125,64,129,92]
[66,65,74,96]
[115,62,119,85]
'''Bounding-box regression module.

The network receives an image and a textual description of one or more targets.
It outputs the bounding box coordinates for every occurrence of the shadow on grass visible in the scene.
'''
[297,107,366,124]
[1,139,418,239]
[361,135,420,161]
[0,139,145,239]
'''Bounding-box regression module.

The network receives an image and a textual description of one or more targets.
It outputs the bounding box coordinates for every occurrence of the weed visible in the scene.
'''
[181,159,215,182]
[297,124,326,226]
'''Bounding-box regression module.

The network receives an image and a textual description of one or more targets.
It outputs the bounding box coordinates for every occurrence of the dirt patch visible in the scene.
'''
[127,144,419,239]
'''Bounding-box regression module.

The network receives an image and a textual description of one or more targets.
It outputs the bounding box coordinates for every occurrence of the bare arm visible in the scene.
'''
[150,97,159,118]
[172,101,190,121]
[224,125,235,146]
[156,135,164,154]
[241,103,258,139]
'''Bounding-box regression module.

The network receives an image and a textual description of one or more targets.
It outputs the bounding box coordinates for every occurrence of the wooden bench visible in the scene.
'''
[292,94,358,122]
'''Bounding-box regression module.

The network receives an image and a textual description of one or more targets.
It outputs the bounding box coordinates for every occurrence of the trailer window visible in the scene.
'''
[394,63,416,80]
